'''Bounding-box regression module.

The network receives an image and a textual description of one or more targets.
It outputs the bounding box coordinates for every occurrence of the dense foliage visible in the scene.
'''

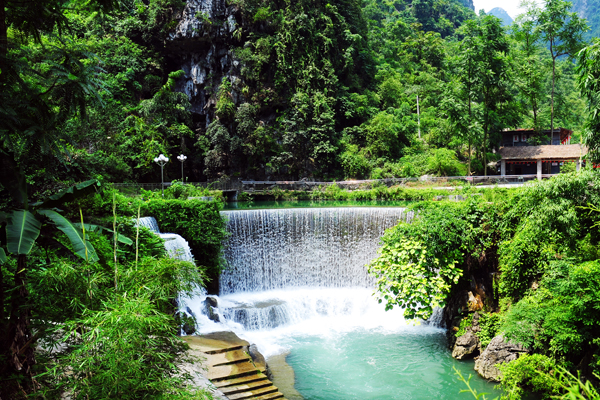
[1,0,595,204]
[368,200,496,319]
[0,179,224,398]
[369,169,600,398]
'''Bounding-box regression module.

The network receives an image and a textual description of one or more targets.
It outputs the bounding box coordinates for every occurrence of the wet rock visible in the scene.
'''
[443,290,470,348]
[452,331,480,360]
[249,344,267,370]
[180,308,197,335]
[166,0,247,122]
[471,312,481,333]
[474,335,528,381]
[204,296,221,322]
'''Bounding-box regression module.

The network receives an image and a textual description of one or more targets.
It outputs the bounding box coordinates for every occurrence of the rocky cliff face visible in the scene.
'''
[488,7,513,26]
[167,0,245,126]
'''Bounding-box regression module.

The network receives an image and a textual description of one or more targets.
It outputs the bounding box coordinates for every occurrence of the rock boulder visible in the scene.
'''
[452,331,480,360]
[204,296,221,322]
[474,335,528,381]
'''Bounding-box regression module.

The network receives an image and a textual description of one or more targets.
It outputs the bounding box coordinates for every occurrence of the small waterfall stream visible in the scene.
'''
[137,217,194,262]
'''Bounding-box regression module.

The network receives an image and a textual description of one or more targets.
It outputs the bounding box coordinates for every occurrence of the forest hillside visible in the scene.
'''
[2,0,598,200]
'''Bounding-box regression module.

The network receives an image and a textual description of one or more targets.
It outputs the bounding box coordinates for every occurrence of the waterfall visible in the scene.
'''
[137,216,160,234]
[219,208,410,294]
[137,216,194,262]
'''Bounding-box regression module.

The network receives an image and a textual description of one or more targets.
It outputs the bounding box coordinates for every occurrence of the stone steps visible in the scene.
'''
[183,333,287,400]
[213,372,269,389]
[220,378,273,395]
[206,349,252,366]
[250,392,285,400]
[227,385,278,400]
[207,361,266,381]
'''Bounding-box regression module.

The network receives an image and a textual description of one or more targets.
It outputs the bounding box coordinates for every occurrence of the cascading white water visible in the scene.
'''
[181,207,414,346]
[219,208,410,294]
[161,233,195,261]
[137,216,160,234]
[137,216,194,262]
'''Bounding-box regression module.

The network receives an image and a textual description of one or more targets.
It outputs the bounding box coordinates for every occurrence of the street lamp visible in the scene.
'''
[177,154,187,183]
[154,154,169,197]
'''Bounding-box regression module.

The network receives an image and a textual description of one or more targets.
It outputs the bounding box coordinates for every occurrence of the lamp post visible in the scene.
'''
[154,154,169,197]
[177,154,187,183]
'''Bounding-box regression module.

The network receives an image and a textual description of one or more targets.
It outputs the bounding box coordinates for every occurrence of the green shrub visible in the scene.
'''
[477,313,500,349]
[455,316,471,337]
[368,200,496,319]
[141,199,227,277]
[52,294,211,400]
[426,148,465,176]
[498,170,600,300]
[498,354,561,400]
[501,260,600,373]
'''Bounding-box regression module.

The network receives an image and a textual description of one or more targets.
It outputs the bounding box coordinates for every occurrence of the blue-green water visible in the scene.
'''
[224,200,411,210]
[194,288,503,400]
[286,329,500,400]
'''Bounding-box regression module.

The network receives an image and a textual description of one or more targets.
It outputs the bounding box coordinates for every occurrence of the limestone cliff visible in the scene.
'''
[167,0,244,126]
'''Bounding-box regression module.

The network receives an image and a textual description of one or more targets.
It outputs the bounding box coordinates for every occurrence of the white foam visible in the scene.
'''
[180,287,443,358]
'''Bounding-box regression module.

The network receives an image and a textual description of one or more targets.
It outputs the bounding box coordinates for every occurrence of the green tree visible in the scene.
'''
[477,15,520,175]
[511,12,547,131]
[531,0,588,133]
[448,19,483,175]
[577,39,600,163]
[451,16,520,175]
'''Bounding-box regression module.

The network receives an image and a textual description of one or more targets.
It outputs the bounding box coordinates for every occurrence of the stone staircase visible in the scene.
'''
[183,333,287,400]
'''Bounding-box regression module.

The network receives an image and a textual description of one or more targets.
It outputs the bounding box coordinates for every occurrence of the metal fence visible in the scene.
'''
[112,174,549,195]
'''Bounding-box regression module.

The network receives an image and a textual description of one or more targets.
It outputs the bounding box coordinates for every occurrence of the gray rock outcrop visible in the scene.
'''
[451,312,481,359]
[203,296,221,322]
[474,335,528,381]
[452,331,480,360]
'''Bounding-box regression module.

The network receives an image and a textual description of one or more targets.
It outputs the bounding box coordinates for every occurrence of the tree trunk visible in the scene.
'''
[468,139,472,176]
[483,130,488,176]
[468,91,472,176]
[1,255,36,398]
[551,43,556,135]
[532,95,538,129]
[0,0,7,84]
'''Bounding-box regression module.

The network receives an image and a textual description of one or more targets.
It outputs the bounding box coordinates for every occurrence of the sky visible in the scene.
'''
[472,0,527,20]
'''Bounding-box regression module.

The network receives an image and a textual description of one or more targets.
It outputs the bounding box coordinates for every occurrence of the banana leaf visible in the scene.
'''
[0,248,6,264]
[6,210,41,255]
[32,179,100,209]
[38,210,99,263]
[81,223,133,246]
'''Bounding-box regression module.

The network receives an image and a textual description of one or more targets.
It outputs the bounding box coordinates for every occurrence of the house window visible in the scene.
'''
[521,134,528,142]
[513,135,520,142]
